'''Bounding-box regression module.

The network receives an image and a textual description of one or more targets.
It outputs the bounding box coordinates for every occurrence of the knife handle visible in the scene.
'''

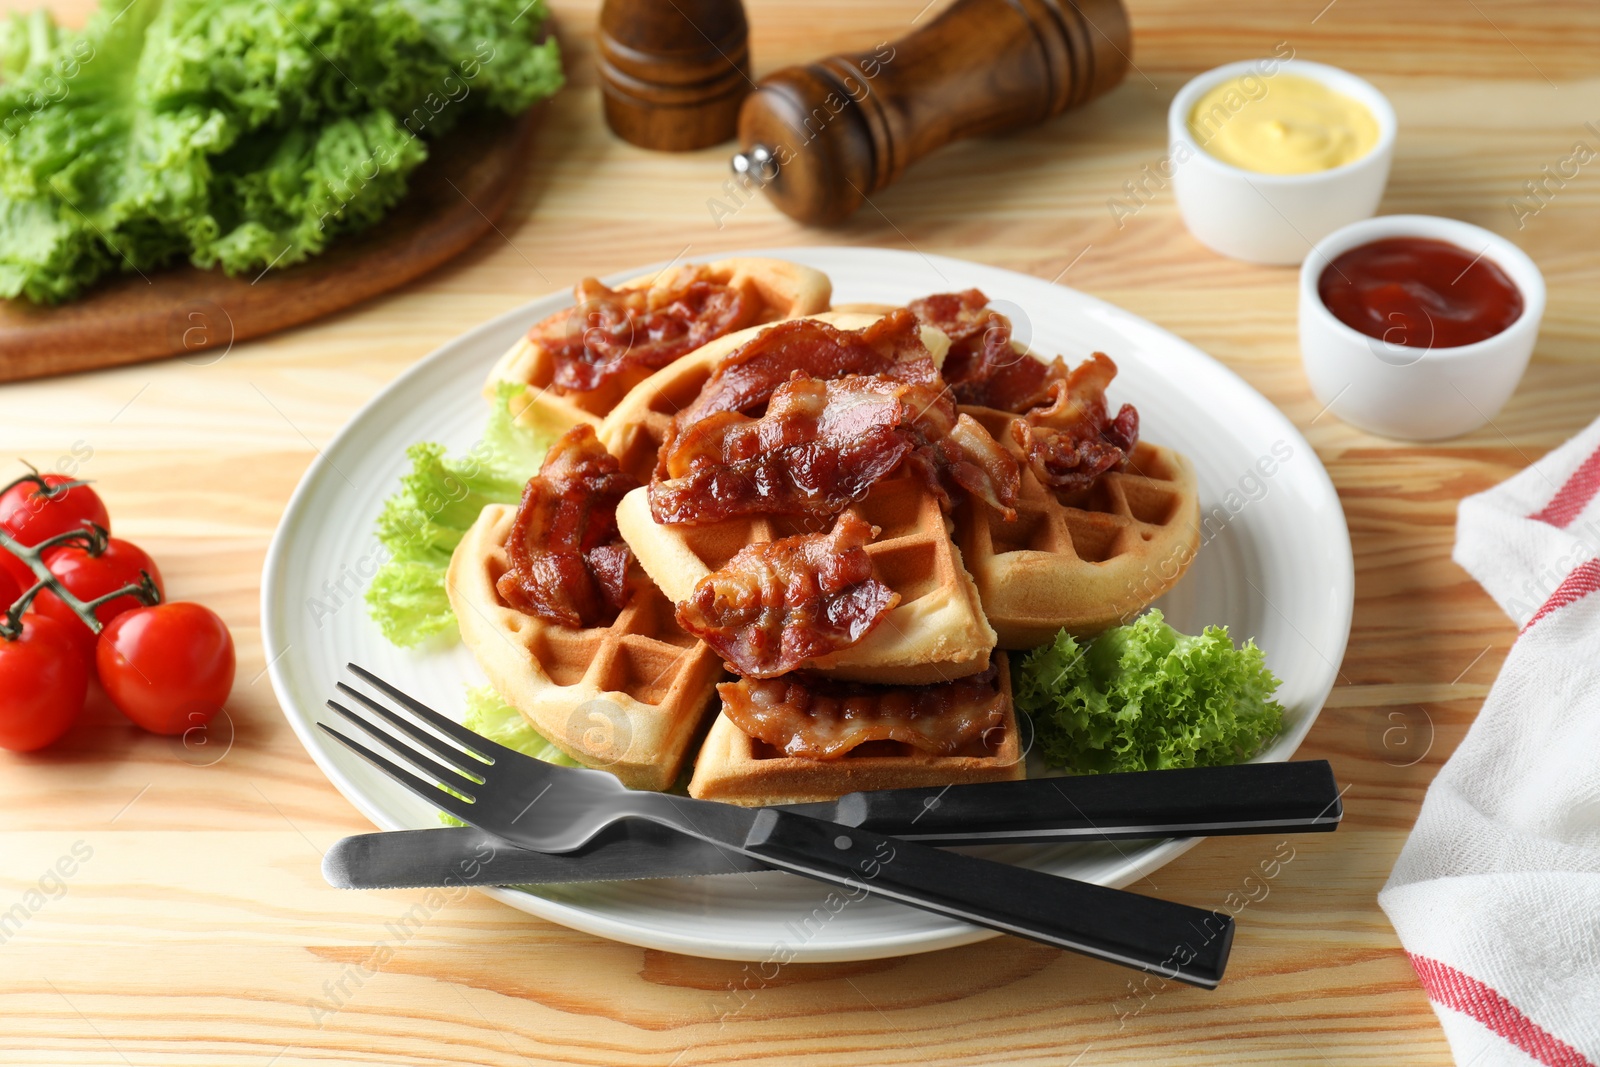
[744,809,1232,987]
[815,760,1343,844]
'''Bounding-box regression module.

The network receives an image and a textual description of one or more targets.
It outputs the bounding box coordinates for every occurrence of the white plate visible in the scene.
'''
[263,247,1353,963]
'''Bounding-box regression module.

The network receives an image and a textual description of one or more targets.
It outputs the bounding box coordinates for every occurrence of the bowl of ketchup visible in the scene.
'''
[1299,214,1545,439]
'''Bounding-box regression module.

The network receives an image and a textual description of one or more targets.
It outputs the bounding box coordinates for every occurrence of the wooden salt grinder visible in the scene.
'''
[732,0,1130,224]
[598,0,751,151]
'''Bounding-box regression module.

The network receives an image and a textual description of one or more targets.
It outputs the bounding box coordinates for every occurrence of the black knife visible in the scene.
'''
[324,760,1341,889]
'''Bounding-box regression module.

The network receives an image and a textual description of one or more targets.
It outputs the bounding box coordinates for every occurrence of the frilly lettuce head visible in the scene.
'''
[1014,610,1286,774]
[0,0,562,302]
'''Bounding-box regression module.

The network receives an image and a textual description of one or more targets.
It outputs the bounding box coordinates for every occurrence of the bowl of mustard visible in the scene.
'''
[1168,57,1396,265]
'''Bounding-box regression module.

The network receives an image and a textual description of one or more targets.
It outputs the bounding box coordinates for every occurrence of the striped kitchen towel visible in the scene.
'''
[1380,414,1600,1066]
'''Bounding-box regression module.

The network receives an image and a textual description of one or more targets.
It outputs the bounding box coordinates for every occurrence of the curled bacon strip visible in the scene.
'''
[921,406,1017,518]
[719,663,1005,759]
[909,289,1062,412]
[1013,353,1140,495]
[910,290,1140,496]
[675,513,898,678]
[676,308,936,427]
[650,373,1019,525]
[528,267,755,394]
[497,425,640,629]
[652,375,913,525]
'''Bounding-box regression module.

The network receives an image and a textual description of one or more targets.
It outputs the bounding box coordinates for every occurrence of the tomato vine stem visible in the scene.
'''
[0,524,161,641]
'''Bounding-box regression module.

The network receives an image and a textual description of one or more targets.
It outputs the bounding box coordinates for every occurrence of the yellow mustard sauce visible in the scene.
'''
[1188,73,1379,175]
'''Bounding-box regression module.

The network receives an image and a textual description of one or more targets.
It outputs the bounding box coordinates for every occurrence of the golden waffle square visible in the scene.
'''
[955,405,1201,648]
[616,470,997,685]
[447,503,725,791]
[687,653,1025,806]
[486,258,833,438]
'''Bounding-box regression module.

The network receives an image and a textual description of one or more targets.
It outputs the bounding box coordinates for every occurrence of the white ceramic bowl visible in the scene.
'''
[1299,214,1545,440]
[1170,59,1396,265]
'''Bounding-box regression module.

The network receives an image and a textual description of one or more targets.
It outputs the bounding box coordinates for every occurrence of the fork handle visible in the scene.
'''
[744,809,1232,988]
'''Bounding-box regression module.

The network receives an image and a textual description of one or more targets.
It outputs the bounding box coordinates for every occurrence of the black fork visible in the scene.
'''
[321,664,1236,987]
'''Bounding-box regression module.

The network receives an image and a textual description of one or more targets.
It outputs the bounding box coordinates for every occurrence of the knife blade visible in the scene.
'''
[326,760,1341,889]
[324,821,767,889]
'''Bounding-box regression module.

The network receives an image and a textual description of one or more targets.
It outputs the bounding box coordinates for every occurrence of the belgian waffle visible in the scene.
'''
[617,469,996,684]
[447,503,725,791]
[687,653,1025,805]
[955,405,1201,647]
[600,312,991,685]
[487,258,833,438]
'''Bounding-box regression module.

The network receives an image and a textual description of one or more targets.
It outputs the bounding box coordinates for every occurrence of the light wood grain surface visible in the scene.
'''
[3,0,1598,1063]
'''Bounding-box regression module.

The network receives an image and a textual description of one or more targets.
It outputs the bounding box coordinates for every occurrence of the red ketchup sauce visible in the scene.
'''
[1318,237,1523,349]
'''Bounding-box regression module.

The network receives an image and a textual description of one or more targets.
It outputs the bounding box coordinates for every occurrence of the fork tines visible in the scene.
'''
[320,664,510,821]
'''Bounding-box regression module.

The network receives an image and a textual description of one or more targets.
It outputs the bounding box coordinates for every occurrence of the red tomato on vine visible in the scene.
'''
[98,603,236,735]
[0,614,88,752]
[33,535,164,661]
[0,473,109,549]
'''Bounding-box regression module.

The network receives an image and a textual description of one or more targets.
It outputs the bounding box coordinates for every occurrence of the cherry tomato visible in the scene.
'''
[97,603,235,735]
[0,614,88,751]
[0,474,109,549]
[0,563,19,615]
[33,538,163,661]
[0,548,33,601]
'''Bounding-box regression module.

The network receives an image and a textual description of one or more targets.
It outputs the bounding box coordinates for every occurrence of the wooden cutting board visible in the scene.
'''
[0,104,543,383]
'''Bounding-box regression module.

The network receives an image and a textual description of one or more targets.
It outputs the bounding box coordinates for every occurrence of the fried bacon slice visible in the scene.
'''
[497,425,640,629]
[650,373,1019,525]
[928,409,1023,520]
[675,512,898,678]
[675,308,936,427]
[719,663,1005,759]
[527,267,757,395]
[652,375,913,525]
[910,290,1140,496]
[1013,353,1140,495]
[908,289,1063,412]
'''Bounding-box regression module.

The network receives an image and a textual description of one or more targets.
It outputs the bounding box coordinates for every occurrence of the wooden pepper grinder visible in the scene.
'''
[598,0,751,151]
[732,0,1130,224]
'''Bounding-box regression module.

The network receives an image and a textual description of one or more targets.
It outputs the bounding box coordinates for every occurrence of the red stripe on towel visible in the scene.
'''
[1529,445,1600,528]
[1408,954,1596,1067]
[1521,558,1600,633]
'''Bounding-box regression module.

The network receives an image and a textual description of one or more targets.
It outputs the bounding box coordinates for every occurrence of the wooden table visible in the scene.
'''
[3,0,1597,1062]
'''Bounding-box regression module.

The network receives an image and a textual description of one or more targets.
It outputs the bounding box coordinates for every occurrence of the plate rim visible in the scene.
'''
[262,245,1353,962]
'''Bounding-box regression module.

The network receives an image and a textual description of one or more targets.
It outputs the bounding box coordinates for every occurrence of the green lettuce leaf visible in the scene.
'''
[189,111,430,275]
[0,10,64,81]
[481,380,553,478]
[365,383,549,647]
[460,685,579,766]
[362,559,458,648]
[375,440,524,567]
[1014,609,1286,774]
[0,0,562,303]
